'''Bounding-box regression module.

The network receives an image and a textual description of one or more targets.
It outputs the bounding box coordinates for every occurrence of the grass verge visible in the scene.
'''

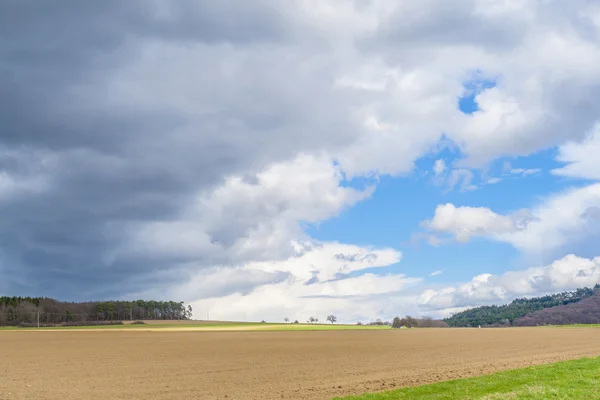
[334,357,600,400]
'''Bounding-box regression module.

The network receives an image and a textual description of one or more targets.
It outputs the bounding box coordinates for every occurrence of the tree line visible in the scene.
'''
[0,296,193,326]
[392,316,449,328]
[443,285,600,327]
[354,316,448,328]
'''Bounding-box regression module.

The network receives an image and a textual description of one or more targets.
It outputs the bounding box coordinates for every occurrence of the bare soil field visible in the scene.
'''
[2,328,600,400]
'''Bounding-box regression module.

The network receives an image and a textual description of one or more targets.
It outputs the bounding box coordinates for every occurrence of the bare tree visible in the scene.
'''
[405,315,419,327]
[284,317,289,323]
[308,316,316,324]
[326,315,337,324]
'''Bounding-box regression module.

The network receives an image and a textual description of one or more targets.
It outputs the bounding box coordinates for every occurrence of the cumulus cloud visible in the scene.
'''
[424,184,600,258]
[1,0,600,316]
[119,154,371,265]
[365,0,600,167]
[420,254,600,315]
[424,203,529,242]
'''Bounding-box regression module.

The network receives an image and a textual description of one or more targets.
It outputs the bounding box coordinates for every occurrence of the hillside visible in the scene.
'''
[0,296,193,326]
[514,291,600,326]
[444,285,600,327]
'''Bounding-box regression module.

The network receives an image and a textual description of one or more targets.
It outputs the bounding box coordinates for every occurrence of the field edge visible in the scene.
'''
[333,356,600,399]
[0,321,392,332]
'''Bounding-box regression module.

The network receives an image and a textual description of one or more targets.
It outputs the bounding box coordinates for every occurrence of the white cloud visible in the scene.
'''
[424,183,600,256]
[324,0,600,174]
[420,254,600,315]
[429,270,443,277]
[486,177,502,184]
[424,203,526,242]
[553,124,600,181]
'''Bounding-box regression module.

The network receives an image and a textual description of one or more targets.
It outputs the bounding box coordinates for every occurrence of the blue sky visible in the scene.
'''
[308,147,566,283]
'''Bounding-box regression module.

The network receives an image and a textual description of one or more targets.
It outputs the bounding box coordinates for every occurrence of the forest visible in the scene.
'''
[443,285,600,327]
[0,296,193,326]
[513,291,600,326]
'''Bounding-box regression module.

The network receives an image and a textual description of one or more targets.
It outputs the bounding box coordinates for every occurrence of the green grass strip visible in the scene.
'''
[334,356,600,400]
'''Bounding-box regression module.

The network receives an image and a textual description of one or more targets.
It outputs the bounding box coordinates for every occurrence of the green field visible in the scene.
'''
[335,357,600,400]
[0,322,391,331]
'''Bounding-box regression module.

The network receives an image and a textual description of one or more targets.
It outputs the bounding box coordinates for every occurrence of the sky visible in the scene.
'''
[2,0,600,323]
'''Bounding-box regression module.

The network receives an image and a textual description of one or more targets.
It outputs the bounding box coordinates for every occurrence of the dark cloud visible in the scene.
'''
[369,0,527,52]
[0,0,359,299]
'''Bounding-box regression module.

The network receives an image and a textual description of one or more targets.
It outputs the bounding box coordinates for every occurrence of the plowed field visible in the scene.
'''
[2,327,600,400]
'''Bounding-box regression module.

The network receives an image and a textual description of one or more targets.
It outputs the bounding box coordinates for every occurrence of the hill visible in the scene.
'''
[444,285,600,327]
[514,290,600,326]
[0,296,193,327]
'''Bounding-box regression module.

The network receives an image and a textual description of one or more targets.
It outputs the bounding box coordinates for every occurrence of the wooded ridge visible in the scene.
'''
[0,296,193,326]
[444,285,600,327]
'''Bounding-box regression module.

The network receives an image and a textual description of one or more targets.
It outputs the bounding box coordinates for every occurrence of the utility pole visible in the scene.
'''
[37,312,39,328]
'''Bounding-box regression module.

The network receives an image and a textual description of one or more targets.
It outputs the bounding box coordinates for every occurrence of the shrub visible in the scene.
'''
[18,322,56,328]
